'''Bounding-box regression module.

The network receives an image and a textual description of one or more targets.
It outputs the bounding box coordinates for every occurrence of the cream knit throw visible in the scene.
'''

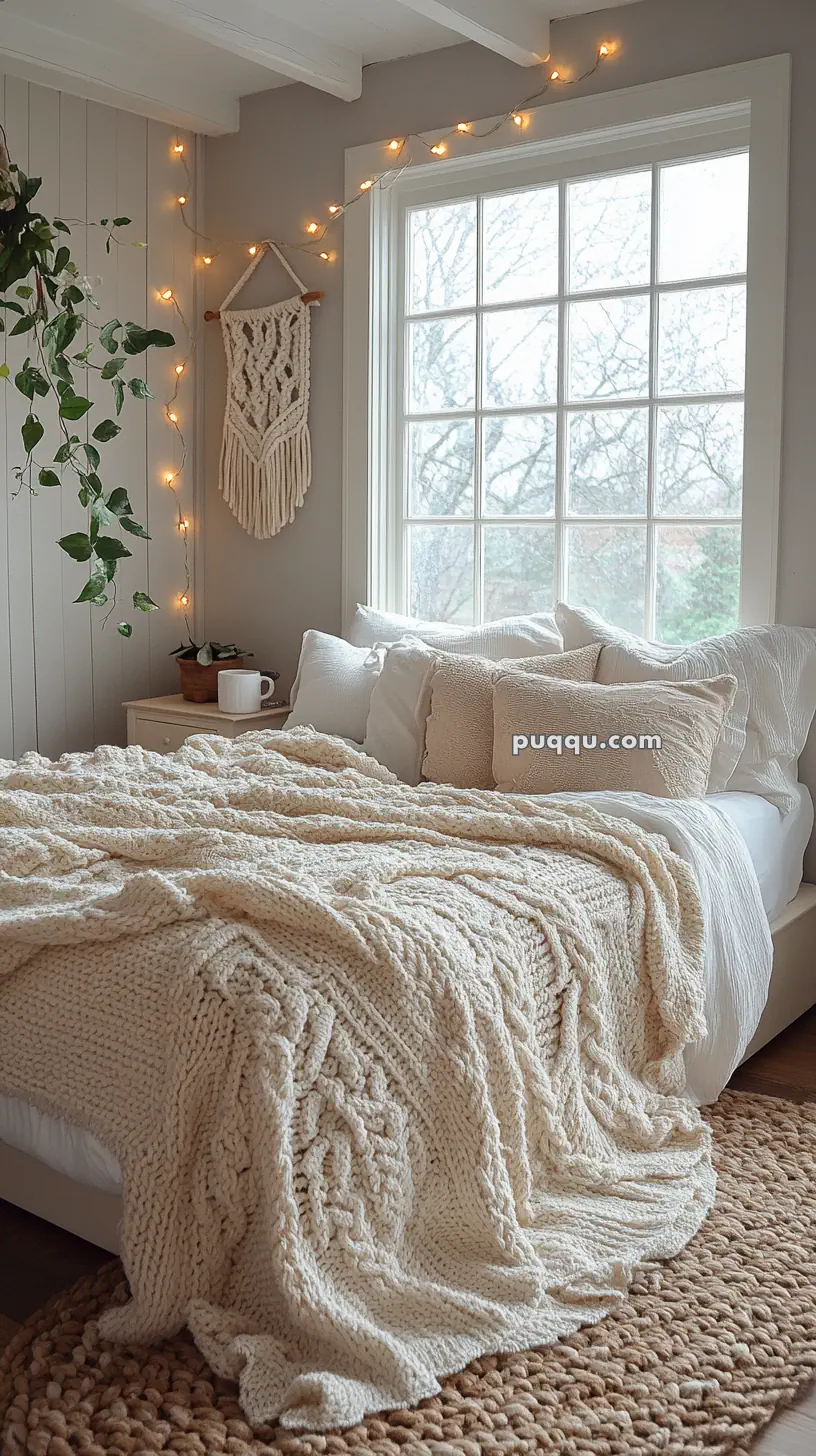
[0,730,713,1432]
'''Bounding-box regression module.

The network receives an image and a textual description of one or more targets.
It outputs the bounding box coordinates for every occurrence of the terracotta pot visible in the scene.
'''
[177,656,245,703]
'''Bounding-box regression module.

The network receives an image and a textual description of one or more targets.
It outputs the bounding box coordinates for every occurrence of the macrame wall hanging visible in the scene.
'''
[214,242,320,540]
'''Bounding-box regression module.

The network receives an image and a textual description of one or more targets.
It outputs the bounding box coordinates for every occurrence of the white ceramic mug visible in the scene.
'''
[218,669,275,715]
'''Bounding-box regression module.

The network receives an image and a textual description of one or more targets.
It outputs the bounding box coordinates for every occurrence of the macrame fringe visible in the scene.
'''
[219,423,312,539]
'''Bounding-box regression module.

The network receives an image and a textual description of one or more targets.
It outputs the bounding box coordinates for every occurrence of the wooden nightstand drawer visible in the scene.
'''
[124,695,291,754]
[131,716,213,754]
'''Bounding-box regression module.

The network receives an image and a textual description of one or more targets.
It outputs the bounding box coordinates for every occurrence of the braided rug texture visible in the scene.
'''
[2,1091,815,1456]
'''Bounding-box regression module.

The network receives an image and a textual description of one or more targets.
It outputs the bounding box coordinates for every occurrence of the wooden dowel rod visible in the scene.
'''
[205,290,325,322]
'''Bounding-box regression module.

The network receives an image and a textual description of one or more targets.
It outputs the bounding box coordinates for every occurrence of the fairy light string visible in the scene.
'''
[161,40,615,617]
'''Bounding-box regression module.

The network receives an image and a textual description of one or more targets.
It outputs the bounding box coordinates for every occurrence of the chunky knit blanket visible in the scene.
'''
[0,730,713,1431]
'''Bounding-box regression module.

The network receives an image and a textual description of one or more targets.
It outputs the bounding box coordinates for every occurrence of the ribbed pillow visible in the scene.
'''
[286,631,380,742]
[493,671,738,799]
[556,603,816,810]
[423,643,601,789]
[350,604,562,656]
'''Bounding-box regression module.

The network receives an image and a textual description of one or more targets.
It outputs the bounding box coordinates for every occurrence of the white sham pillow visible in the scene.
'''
[556,602,816,811]
[363,623,562,785]
[350,604,562,657]
[286,631,381,743]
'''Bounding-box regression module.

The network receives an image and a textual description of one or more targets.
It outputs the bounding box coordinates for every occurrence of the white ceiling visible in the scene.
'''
[0,0,639,134]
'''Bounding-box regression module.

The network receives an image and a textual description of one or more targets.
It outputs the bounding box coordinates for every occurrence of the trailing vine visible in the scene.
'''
[0,129,175,636]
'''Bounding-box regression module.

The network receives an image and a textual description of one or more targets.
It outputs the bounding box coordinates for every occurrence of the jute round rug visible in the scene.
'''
[2,1091,815,1455]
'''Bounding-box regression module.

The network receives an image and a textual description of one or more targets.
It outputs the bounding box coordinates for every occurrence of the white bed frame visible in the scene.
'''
[2,882,815,1256]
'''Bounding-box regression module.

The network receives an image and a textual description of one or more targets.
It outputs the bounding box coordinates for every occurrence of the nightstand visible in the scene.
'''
[124,694,290,755]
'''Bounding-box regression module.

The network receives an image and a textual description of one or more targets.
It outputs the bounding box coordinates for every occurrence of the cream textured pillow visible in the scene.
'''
[423,643,601,789]
[556,602,816,811]
[492,671,738,800]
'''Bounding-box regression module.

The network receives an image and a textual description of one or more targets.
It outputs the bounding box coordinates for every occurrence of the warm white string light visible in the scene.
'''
[169,40,616,283]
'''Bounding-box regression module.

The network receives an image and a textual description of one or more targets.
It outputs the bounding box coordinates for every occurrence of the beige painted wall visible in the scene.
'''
[202,0,816,708]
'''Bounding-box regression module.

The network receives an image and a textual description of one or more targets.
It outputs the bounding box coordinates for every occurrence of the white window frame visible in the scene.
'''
[342,55,790,635]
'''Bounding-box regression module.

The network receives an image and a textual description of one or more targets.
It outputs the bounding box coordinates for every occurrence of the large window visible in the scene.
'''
[343,60,790,639]
[402,153,748,640]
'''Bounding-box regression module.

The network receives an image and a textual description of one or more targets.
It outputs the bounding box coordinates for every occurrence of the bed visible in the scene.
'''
[2,603,816,1427]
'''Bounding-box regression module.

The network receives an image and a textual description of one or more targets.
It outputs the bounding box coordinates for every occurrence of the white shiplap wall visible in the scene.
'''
[0,74,198,759]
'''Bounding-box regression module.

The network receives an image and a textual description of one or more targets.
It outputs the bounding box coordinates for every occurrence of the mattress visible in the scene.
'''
[0,785,811,1196]
[708,780,813,923]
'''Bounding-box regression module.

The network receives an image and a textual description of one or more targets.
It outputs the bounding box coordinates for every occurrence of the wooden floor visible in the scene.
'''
[1,1007,815,1450]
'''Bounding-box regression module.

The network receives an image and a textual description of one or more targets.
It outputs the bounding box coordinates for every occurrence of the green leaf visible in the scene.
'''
[106,487,132,516]
[15,364,49,400]
[101,357,125,379]
[58,394,92,421]
[15,285,33,299]
[74,569,108,604]
[91,497,115,531]
[0,300,25,316]
[127,376,153,400]
[133,590,159,612]
[120,516,150,539]
[53,441,73,464]
[113,376,125,415]
[113,216,131,228]
[92,418,120,442]
[51,354,73,385]
[62,285,85,307]
[53,219,71,233]
[196,643,213,666]
[43,312,83,357]
[79,472,103,499]
[38,468,60,488]
[83,443,101,471]
[58,531,93,562]
[93,535,132,563]
[10,314,37,337]
[98,319,121,354]
[122,322,174,355]
[53,246,70,274]
[22,414,44,453]
[99,218,109,227]
[0,363,9,379]
[117,621,133,638]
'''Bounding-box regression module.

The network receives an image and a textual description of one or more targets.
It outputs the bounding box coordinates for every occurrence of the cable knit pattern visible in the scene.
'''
[0,729,713,1431]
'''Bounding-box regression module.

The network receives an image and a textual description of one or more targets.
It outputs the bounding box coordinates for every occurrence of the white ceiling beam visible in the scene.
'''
[394,0,549,66]
[114,0,363,102]
[0,12,238,132]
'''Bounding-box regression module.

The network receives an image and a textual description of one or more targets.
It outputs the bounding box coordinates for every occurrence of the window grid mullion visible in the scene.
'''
[474,199,484,624]
[645,161,661,639]
[555,178,568,605]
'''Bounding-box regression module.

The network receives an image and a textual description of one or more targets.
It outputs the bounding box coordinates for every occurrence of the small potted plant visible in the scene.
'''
[170,638,259,703]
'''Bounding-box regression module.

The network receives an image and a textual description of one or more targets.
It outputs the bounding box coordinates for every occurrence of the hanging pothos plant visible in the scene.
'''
[0,129,175,637]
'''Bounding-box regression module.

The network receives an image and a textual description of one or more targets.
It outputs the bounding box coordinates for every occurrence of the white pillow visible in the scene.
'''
[363,623,562,785]
[556,603,816,812]
[350,604,562,656]
[286,631,381,743]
